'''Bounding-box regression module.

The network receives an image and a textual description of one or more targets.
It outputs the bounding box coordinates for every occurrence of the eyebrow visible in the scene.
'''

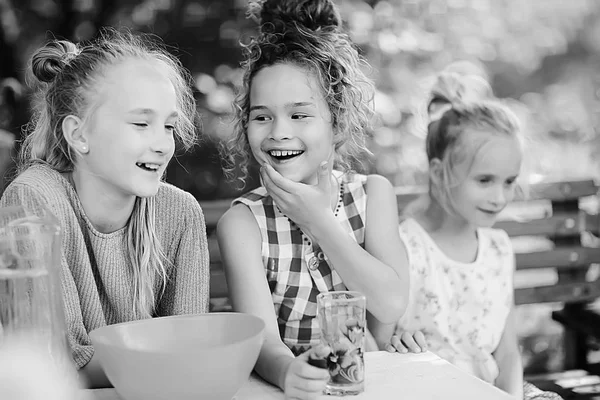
[249,102,315,112]
[128,108,179,118]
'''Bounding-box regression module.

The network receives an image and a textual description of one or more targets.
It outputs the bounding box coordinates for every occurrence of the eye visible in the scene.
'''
[165,124,176,133]
[132,122,148,128]
[477,176,493,184]
[251,114,271,122]
[505,178,517,186]
[292,114,309,120]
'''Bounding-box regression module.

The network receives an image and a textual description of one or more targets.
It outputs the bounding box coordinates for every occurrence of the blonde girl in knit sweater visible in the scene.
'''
[0,29,210,388]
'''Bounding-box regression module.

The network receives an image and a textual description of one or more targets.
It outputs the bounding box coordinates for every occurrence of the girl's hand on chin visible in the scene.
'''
[260,161,333,233]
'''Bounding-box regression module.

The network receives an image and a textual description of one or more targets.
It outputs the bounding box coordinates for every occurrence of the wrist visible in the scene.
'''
[305,212,342,243]
[276,355,294,390]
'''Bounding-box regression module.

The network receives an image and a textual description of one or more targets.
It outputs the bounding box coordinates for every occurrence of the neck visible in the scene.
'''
[419,197,477,240]
[69,169,136,234]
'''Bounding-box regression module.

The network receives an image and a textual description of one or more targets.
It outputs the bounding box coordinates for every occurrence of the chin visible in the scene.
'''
[133,185,160,198]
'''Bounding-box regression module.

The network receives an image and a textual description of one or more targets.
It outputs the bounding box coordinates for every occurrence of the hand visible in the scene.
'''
[260,160,334,234]
[283,345,331,400]
[385,331,427,354]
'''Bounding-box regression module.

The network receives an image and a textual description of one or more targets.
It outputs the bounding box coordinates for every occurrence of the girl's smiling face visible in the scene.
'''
[78,58,178,200]
[447,130,522,228]
[247,63,335,185]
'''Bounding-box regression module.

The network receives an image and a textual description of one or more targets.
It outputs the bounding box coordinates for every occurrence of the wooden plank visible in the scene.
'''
[395,179,599,210]
[515,247,600,270]
[495,213,581,237]
[525,180,598,202]
[515,280,600,305]
[587,211,600,235]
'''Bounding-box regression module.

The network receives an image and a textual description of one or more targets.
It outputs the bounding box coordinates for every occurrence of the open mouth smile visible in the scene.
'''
[136,162,161,172]
[266,149,304,162]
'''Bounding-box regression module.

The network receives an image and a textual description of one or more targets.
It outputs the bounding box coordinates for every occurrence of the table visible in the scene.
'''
[80,351,514,400]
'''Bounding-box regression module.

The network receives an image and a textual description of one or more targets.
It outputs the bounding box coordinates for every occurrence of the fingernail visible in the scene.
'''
[320,161,327,170]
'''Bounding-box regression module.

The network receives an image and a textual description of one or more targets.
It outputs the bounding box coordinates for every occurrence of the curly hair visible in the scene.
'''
[221,0,375,183]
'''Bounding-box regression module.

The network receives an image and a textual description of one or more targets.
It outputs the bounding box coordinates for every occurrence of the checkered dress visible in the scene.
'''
[233,170,368,355]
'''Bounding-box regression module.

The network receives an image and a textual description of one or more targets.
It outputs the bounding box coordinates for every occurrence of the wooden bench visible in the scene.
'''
[200,179,600,396]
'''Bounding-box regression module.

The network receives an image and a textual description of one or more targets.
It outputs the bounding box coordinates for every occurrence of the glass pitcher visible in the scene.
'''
[0,205,71,370]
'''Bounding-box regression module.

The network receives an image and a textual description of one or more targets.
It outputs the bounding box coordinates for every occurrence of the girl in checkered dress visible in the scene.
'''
[217,0,411,398]
[378,68,563,400]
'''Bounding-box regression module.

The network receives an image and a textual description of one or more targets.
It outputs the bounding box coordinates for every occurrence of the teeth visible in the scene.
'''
[268,150,303,157]
[136,163,160,171]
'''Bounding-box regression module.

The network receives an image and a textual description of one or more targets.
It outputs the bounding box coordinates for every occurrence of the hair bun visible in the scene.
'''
[31,40,80,83]
[249,0,341,34]
[427,70,493,122]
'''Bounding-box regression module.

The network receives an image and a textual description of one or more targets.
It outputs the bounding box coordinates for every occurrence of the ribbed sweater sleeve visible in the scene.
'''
[156,191,210,315]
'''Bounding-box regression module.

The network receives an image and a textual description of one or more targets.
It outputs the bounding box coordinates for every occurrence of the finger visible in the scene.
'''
[295,362,330,380]
[263,164,297,193]
[414,331,428,351]
[260,167,289,202]
[317,161,331,192]
[390,334,408,354]
[384,342,397,353]
[401,331,421,353]
[309,344,332,360]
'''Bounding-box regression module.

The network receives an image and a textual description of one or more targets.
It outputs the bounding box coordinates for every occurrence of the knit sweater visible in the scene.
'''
[0,164,210,368]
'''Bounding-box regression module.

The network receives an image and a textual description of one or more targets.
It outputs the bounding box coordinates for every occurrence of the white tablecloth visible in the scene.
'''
[80,351,514,400]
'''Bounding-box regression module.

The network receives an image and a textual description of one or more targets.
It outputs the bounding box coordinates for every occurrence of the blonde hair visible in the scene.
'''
[21,28,198,318]
[410,71,522,217]
[221,0,375,183]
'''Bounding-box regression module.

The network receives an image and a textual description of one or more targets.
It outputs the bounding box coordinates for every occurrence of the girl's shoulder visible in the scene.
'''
[232,185,269,207]
[3,164,76,212]
[477,227,514,258]
[9,164,70,195]
[478,227,512,248]
[155,182,205,229]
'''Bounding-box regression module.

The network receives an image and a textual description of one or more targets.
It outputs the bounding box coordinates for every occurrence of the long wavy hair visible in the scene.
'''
[21,28,198,318]
[221,0,375,183]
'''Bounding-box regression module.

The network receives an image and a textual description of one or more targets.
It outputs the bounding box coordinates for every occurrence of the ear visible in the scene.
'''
[62,115,88,154]
[428,158,443,185]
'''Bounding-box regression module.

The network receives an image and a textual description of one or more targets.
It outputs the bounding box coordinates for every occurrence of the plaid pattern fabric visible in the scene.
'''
[234,170,368,355]
[523,381,564,400]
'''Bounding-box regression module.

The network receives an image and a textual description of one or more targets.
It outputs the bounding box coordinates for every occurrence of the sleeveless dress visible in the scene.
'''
[233,170,368,355]
[397,217,514,383]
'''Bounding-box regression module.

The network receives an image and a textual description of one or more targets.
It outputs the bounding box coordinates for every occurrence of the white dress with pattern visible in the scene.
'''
[398,218,515,384]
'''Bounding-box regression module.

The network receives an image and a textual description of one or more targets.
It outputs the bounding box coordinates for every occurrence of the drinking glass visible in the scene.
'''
[317,291,366,396]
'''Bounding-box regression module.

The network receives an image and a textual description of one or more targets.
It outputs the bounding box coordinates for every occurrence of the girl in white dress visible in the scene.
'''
[375,70,563,400]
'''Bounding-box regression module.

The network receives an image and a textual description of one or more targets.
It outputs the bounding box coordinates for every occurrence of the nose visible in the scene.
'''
[268,118,292,141]
[489,185,507,207]
[150,127,175,155]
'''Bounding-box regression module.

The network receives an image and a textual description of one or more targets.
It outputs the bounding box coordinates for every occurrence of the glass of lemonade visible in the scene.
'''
[317,291,366,396]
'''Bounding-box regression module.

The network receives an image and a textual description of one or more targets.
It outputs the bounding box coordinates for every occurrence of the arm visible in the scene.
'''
[261,165,409,324]
[493,307,523,398]
[157,194,210,315]
[216,205,329,395]
[306,175,409,324]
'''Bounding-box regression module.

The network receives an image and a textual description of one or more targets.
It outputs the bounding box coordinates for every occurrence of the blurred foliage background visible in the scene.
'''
[1,0,600,374]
